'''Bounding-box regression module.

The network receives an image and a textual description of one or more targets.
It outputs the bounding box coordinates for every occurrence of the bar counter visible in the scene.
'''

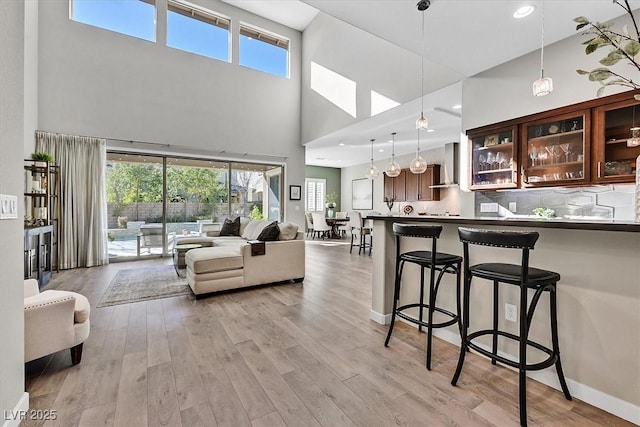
[368,214,639,423]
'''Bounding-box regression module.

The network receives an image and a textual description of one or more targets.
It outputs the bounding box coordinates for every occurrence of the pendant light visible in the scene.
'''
[415,0,430,130]
[628,104,640,147]
[385,132,401,177]
[409,130,427,174]
[365,139,379,179]
[532,0,553,96]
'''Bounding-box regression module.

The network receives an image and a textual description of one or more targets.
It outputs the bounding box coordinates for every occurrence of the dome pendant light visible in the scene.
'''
[533,0,553,96]
[409,130,427,174]
[416,0,430,130]
[365,139,379,179]
[385,132,401,177]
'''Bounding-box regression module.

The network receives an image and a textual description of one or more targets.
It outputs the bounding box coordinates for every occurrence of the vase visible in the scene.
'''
[327,207,334,218]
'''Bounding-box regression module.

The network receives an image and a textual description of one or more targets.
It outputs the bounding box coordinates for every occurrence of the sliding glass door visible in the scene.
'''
[106,153,283,260]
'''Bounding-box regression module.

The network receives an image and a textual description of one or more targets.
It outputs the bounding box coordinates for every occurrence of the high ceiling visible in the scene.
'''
[221,0,640,168]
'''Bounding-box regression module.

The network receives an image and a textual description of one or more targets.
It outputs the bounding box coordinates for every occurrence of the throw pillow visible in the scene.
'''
[277,222,299,240]
[257,221,280,241]
[239,217,251,236]
[219,217,241,236]
[241,219,260,239]
[248,220,270,240]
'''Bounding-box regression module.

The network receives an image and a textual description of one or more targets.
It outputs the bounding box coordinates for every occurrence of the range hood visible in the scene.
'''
[430,142,459,188]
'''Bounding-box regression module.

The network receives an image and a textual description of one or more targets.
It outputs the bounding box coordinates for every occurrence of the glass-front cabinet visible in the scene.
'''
[521,110,590,186]
[592,98,640,183]
[469,125,518,189]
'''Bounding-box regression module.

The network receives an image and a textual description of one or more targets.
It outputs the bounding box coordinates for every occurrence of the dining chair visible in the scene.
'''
[311,212,331,239]
[336,212,349,237]
[348,212,372,255]
[305,212,314,237]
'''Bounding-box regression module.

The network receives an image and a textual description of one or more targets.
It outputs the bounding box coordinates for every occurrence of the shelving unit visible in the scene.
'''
[24,159,59,287]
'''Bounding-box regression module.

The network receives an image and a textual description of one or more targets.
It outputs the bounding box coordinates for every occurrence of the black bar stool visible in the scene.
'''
[384,223,462,370]
[451,227,571,427]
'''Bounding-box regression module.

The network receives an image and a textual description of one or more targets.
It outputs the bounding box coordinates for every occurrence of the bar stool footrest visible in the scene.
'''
[396,303,459,329]
[467,329,558,371]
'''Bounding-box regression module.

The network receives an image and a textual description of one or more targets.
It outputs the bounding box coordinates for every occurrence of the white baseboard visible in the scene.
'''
[2,392,29,427]
[370,313,639,424]
[430,328,640,425]
[369,309,391,325]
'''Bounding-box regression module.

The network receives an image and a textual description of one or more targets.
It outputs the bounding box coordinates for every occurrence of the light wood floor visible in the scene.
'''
[25,239,632,427]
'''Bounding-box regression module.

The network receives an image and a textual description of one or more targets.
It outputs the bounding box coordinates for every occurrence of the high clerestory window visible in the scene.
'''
[70,0,156,42]
[167,0,231,62]
[239,24,289,78]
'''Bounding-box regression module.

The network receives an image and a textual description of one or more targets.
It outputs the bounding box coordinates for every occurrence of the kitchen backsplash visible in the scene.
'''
[475,184,636,220]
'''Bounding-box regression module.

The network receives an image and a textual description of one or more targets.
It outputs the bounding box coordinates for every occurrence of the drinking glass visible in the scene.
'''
[559,143,571,163]
[545,145,559,164]
[496,152,506,169]
[530,147,538,166]
[478,154,486,171]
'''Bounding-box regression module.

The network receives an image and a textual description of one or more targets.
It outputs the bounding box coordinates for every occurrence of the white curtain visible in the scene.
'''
[36,131,108,268]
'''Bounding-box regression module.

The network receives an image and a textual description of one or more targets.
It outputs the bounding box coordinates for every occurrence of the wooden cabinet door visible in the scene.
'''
[404,170,418,201]
[419,165,440,201]
[383,169,407,202]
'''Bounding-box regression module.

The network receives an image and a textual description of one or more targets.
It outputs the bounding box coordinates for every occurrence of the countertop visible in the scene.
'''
[366,214,640,232]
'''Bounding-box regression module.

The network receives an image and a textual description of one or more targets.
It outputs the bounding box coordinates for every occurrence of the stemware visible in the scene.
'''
[478,154,486,171]
[496,152,506,169]
[530,146,539,166]
[559,143,571,163]
[545,145,559,164]
[486,152,495,170]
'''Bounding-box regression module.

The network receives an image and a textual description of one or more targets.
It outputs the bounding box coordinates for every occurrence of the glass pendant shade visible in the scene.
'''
[409,151,427,174]
[386,159,401,177]
[365,163,379,179]
[533,76,553,96]
[365,138,378,179]
[385,132,401,177]
[628,127,640,147]
[416,115,428,131]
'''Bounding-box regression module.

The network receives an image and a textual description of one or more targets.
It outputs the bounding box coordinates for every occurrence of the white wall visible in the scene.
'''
[462,11,639,131]
[37,0,306,227]
[301,12,464,144]
[0,0,29,422]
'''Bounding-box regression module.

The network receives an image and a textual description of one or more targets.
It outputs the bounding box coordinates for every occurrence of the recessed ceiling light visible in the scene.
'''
[338,142,345,146]
[427,129,435,133]
[378,149,384,152]
[452,104,462,110]
[513,5,534,19]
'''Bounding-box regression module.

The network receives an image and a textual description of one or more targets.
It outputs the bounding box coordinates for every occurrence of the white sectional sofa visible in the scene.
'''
[183,218,305,297]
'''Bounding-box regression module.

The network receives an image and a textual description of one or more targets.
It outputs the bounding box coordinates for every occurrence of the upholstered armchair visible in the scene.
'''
[23,279,90,365]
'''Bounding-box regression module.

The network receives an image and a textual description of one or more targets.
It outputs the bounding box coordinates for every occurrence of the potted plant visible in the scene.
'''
[574,0,640,99]
[31,152,55,167]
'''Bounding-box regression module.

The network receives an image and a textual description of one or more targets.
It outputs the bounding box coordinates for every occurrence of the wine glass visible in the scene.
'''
[486,152,495,169]
[530,147,538,166]
[496,152,506,169]
[559,143,571,163]
[545,145,559,164]
[477,154,486,171]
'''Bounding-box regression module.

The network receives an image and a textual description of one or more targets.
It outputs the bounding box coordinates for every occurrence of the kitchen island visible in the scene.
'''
[368,214,639,424]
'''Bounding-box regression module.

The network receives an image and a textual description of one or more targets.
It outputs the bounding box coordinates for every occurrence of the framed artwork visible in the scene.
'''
[352,178,373,210]
[289,185,301,200]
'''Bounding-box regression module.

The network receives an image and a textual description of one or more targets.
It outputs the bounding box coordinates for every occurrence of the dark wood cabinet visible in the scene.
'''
[384,166,440,202]
[24,225,53,288]
[467,89,640,190]
[521,109,590,187]
[592,97,640,183]
[384,169,406,202]
[468,125,518,190]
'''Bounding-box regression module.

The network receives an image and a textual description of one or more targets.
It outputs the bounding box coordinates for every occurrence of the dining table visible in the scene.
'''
[325,217,349,239]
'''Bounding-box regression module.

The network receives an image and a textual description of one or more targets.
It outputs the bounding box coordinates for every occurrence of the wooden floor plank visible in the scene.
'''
[237,340,321,427]
[23,246,633,427]
[113,351,147,427]
[147,362,183,427]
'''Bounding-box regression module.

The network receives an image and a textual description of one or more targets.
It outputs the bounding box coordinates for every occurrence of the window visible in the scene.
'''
[305,179,325,213]
[167,0,230,62]
[239,24,289,78]
[71,0,156,42]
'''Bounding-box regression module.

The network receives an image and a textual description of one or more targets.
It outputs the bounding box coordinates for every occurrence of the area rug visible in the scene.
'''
[97,265,192,307]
